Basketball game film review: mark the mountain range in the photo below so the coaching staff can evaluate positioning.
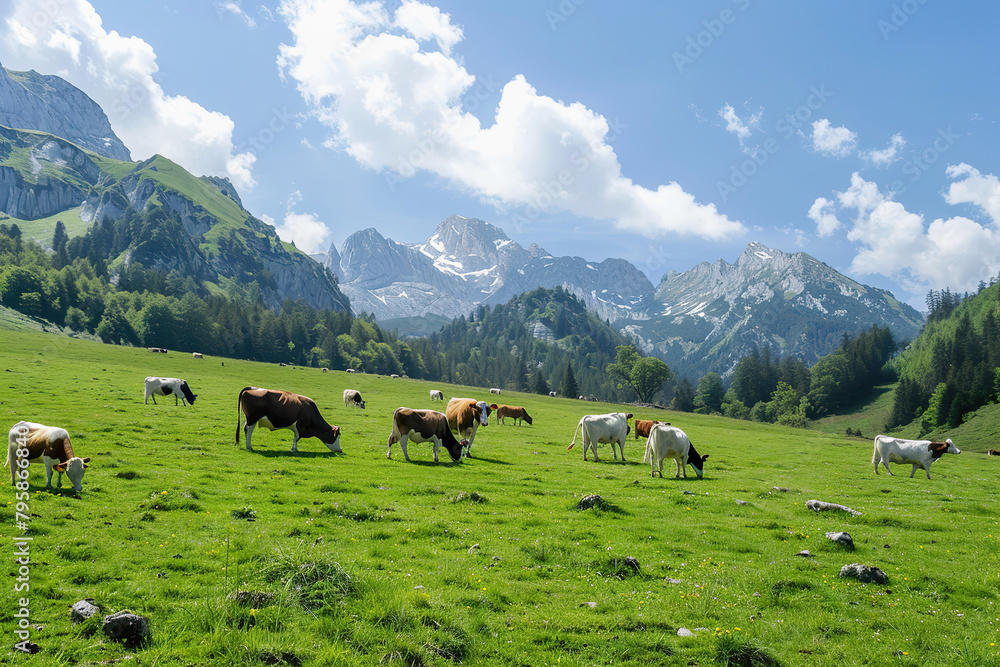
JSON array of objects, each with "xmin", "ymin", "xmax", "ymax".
[{"xmin": 0, "ymin": 62, "xmax": 924, "ymax": 379}]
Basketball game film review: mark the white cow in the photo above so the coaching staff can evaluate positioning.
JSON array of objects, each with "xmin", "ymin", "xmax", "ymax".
[
  {"xmin": 643, "ymin": 424, "xmax": 709, "ymax": 479},
  {"xmin": 489, "ymin": 388, "xmax": 501, "ymax": 395},
  {"xmin": 872, "ymin": 435, "xmax": 961, "ymax": 479},
  {"xmin": 567, "ymin": 412, "xmax": 632, "ymax": 462},
  {"xmin": 548, "ymin": 391, "xmax": 556, "ymax": 397},
  {"xmin": 429, "ymin": 390, "xmax": 444, "ymax": 401},
  {"xmin": 144, "ymin": 377, "xmax": 197, "ymax": 405},
  {"xmin": 343, "ymin": 389, "xmax": 365, "ymax": 409},
  {"xmin": 192, "ymin": 352, "xmax": 204, "ymax": 359}
]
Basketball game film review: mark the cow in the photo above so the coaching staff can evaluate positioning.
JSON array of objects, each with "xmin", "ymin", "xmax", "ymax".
[
  {"xmin": 446, "ymin": 398, "xmax": 491, "ymax": 457},
  {"xmin": 643, "ymin": 424, "xmax": 708, "ymax": 479},
  {"xmin": 322, "ymin": 368, "xmax": 328, "ymax": 373},
  {"xmin": 6, "ymin": 421, "xmax": 90, "ymax": 492},
  {"xmin": 343, "ymin": 389, "xmax": 365, "ymax": 409},
  {"xmin": 549, "ymin": 391, "xmax": 556, "ymax": 397},
  {"xmin": 347, "ymin": 368, "xmax": 357, "ymax": 374},
  {"xmin": 390, "ymin": 374, "xmax": 400, "ymax": 379},
  {"xmin": 236, "ymin": 387, "xmax": 341, "ymax": 454},
  {"xmin": 495, "ymin": 405, "xmax": 533, "ymax": 426},
  {"xmin": 387, "ymin": 408, "xmax": 468, "ymax": 463},
  {"xmin": 568, "ymin": 412, "xmax": 632, "ymax": 462},
  {"xmin": 872, "ymin": 435, "xmax": 960, "ymax": 479},
  {"xmin": 429, "ymin": 390, "xmax": 444, "ymax": 401},
  {"xmin": 192, "ymin": 352, "xmax": 203, "ymax": 359},
  {"xmin": 634, "ymin": 419, "xmax": 671, "ymax": 440},
  {"xmin": 279, "ymin": 363, "xmax": 288, "ymax": 367},
  {"xmin": 987, "ymin": 449, "xmax": 1000, "ymax": 456},
  {"xmin": 148, "ymin": 347, "xmax": 167, "ymax": 353},
  {"xmin": 490, "ymin": 388, "xmax": 501, "ymax": 395},
  {"xmin": 144, "ymin": 377, "xmax": 197, "ymax": 406}
]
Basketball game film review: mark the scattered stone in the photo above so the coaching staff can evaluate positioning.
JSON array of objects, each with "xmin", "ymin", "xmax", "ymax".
[
  {"xmin": 467, "ymin": 544, "xmax": 480, "ymax": 554},
  {"xmin": 577, "ymin": 494, "xmax": 603, "ymax": 510},
  {"xmin": 665, "ymin": 578, "xmax": 683, "ymax": 585},
  {"xmin": 677, "ymin": 627, "xmax": 695, "ymax": 637},
  {"xmin": 414, "ymin": 585, "xmax": 424, "ymax": 590},
  {"xmin": 772, "ymin": 487, "xmax": 789, "ymax": 492},
  {"xmin": 102, "ymin": 611, "xmax": 150, "ymax": 647},
  {"xmin": 70, "ymin": 599, "xmax": 99, "ymax": 624},
  {"xmin": 796, "ymin": 550, "xmax": 814, "ymax": 558},
  {"xmin": 581, "ymin": 601, "xmax": 597, "ymax": 609},
  {"xmin": 838, "ymin": 563, "xmax": 889, "ymax": 585},
  {"xmin": 622, "ymin": 556, "xmax": 641, "ymax": 573},
  {"xmin": 806, "ymin": 499, "xmax": 862, "ymax": 517},
  {"xmin": 683, "ymin": 490, "xmax": 695, "ymax": 495},
  {"xmin": 826, "ymin": 531, "xmax": 855, "ymax": 550},
  {"xmin": 735, "ymin": 499, "xmax": 747, "ymax": 505}
]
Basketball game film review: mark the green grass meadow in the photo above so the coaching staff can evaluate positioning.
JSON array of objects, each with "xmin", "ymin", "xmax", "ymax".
[{"xmin": 1, "ymin": 328, "xmax": 999, "ymax": 666}]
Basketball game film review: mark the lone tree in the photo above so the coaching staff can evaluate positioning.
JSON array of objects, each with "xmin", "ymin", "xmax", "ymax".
[
  {"xmin": 560, "ymin": 363, "xmax": 579, "ymax": 398},
  {"xmin": 606, "ymin": 345, "xmax": 672, "ymax": 403}
]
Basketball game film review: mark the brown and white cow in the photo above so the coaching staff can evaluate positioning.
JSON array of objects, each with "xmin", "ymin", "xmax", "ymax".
[
  {"xmin": 236, "ymin": 387, "xmax": 341, "ymax": 454},
  {"xmin": 634, "ymin": 419, "xmax": 671, "ymax": 440},
  {"xmin": 494, "ymin": 405, "xmax": 533, "ymax": 426},
  {"xmin": 6, "ymin": 421, "xmax": 90, "ymax": 492},
  {"xmin": 343, "ymin": 389, "xmax": 365, "ymax": 409},
  {"xmin": 446, "ymin": 398, "xmax": 491, "ymax": 457},
  {"xmin": 872, "ymin": 435, "xmax": 960, "ymax": 479},
  {"xmin": 387, "ymin": 408, "xmax": 467, "ymax": 463}
]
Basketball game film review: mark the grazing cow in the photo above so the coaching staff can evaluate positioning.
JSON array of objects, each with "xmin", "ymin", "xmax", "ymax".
[
  {"xmin": 578, "ymin": 395, "xmax": 585, "ymax": 400},
  {"xmin": 148, "ymin": 347, "xmax": 167, "ymax": 353},
  {"xmin": 446, "ymin": 398, "xmax": 491, "ymax": 457},
  {"xmin": 987, "ymin": 449, "xmax": 1000, "ymax": 456},
  {"xmin": 192, "ymin": 352, "xmax": 203, "ymax": 359},
  {"xmin": 144, "ymin": 377, "xmax": 197, "ymax": 406},
  {"xmin": 872, "ymin": 435, "xmax": 961, "ymax": 479},
  {"xmin": 643, "ymin": 424, "xmax": 708, "ymax": 479},
  {"xmin": 568, "ymin": 412, "xmax": 633, "ymax": 462},
  {"xmin": 490, "ymin": 388, "xmax": 501, "ymax": 395},
  {"xmin": 343, "ymin": 389, "xmax": 365, "ymax": 409},
  {"xmin": 429, "ymin": 389, "xmax": 444, "ymax": 401},
  {"xmin": 347, "ymin": 368, "xmax": 356, "ymax": 374},
  {"xmin": 495, "ymin": 405, "xmax": 533, "ymax": 426},
  {"xmin": 387, "ymin": 408, "xmax": 468, "ymax": 463},
  {"xmin": 322, "ymin": 368, "xmax": 328, "ymax": 373},
  {"xmin": 390, "ymin": 374, "xmax": 400, "ymax": 379},
  {"xmin": 549, "ymin": 391, "xmax": 556, "ymax": 397},
  {"xmin": 6, "ymin": 421, "xmax": 90, "ymax": 492},
  {"xmin": 279, "ymin": 363, "xmax": 288, "ymax": 367},
  {"xmin": 236, "ymin": 387, "xmax": 341, "ymax": 454},
  {"xmin": 634, "ymin": 419, "xmax": 671, "ymax": 440}
]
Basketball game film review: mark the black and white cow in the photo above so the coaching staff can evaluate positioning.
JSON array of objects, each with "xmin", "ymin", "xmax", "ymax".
[
  {"xmin": 343, "ymin": 389, "xmax": 365, "ymax": 409},
  {"xmin": 144, "ymin": 377, "xmax": 197, "ymax": 406}
]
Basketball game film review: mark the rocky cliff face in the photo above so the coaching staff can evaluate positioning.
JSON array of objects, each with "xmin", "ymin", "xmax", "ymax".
[{"xmin": 0, "ymin": 63, "xmax": 131, "ymax": 161}]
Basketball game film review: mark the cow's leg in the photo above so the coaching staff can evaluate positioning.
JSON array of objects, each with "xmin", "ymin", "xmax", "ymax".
[
  {"xmin": 244, "ymin": 422, "xmax": 255, "ymax": 451},
  {"xmin": 290, "ymin": 425, "xmax": 301, "ymax": 454},
  {"xmin": 431, "ymin": 435, "xmax": 443, "ymax": 463},
  {"xmin": 151, "ymin": 394, "xmax": 157, "ymax": 404},
  {"xmin": 910, "ymin": 464, "xmax": 918, "ymax": 478},
  {"xmin": 44, "ymin": 459, "xmax": 54, "ymax": 490},
  {"xmin": 387, "ymin": 430, "xmax": 398, "ymax": 459},
  {"xmin": 924, "ymin": 466, "xmax": 932, "ymax": 480},
  {"xmin": 400, "ymin": 435, "xmax": 410, "ymax": 462}
]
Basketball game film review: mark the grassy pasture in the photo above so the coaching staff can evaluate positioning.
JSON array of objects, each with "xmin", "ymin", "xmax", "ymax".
[{"xmin": 0, "ymin": 328, "xmax": 998, "ymax": 666}]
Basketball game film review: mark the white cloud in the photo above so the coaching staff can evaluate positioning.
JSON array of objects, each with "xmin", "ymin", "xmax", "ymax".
[
  {"xmin": 216, "ymin": 1, "xmax": 257, "ymax": 28},
  {"xmin": 277, "ymin": 0, "xmax": 745, "ymax": 241},
  {"xmin": 860, "ymin": 132, "xmax": 905, "ymax": 168},
  {"xmin": 944, "ymin": 163, "xmax": 1000, "ymax": 223},
  {"xmin": 807, "ymin": 197, "xmax": 841, "ymax": 237},
  {"xmin": 265, "ymin": 191, "xmax": 332, "ymax": 253},
  {"xmin": 818, "ymin": 170, "xmax": 1000, "ymax": 293},
  {"xmin": 718, "ymin": 102, "xmax": 762, "ymax": 150},
  {"xmin": 0, "ymin": 0, "xmax": 256, "ymax": 190},
  {"xmin": 811, "ymin": 119, "xmax": 857, "ymax": 157}
]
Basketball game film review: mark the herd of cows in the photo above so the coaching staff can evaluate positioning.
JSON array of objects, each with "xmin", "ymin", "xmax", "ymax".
[{"xmin": 3, "ymin": 368, "xmax": 970, "ymax": 496}]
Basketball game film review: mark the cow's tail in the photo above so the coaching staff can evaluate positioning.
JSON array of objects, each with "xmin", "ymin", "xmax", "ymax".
[
  {"xmin": 642, "ymin": 435, "xmax": 651, "ymax": 463},
  {"xmin": 236, "ymin": 387, "xmax": 250, "ymax": 445},
  {"xmin": 567, "ymin": 419, "xmax": 583, "ymax": 450},
  {"xmin": 871, "ymin": 436, "xmax": 882, "ymax": 465}
]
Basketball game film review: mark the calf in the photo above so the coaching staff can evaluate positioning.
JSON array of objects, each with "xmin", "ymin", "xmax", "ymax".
[
  {"xmin": 343, "ymin": 389, "xmax": 365, "ymax": 409},
  {"xmin": 643, "ymin": 424, "xmax": 708, "ymax": 479},
  {"xmin": 496, "ymin": 405, "xmax": 532, "ymax": 426},
  {"xmin": 634, "ymin": 419, "xmax": 671, "ymax": 440},
  {"xmin": 872, "ymin": 435, "xmax": 960, "ymax": 479},
  {"xmin": 568, "ymin": 412, "xmax": 632, "ymax": 462},
  {"xmin": 446, "ymin": 398, "xmax": 491, "ymax": 457},
  {"xmin": 236, "ymin": 387, "xmax": 341, "ymax": 454},
  {"xmin": 387, "ymin": 408, "xmax": 467, "ymax": 463},
  {"xmin": 6, "ymin": 421, "xmax": 90, "ymax": 492},
  {"xmin": 144, "ymin": 377, "xmax": 197, "ymax": 406},
  {"xmin": 429, "ymin": 389, "xmax": 444, "ymax": 401}
]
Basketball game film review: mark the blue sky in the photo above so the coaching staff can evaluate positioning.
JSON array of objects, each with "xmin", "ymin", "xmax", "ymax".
[{"xmin": 1, "ymin": 0, "xmax": 998, "ymax": 309}]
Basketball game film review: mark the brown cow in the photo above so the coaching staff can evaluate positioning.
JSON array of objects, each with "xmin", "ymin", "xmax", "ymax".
[
  {"xmin": 634, "ymin": 419, "xmax": 671, "ymax": 440},
  {"xmin": 446, "ymin": 398, "xmax": 491, "ymax": 457},
  {"xmin": 236, "ymin": 387, "xmax": 341, "ymax": 454},
  {"xmin": 495, "ymin": 405, "xmax": 532, "ymax": 426},
  {"xmin": 6, "ymin": 421, "xmax": 90, "ymax": 492},
  {"xmin": 387, "ymin": 408, "xmax": 467, "ymax": 463}
]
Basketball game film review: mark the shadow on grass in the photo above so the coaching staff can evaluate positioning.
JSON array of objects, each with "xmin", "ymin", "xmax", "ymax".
[
  {"xmin": 250, "ymin": 449, "xmax": 345, "ymax": 459},
  {"xmin": 463, "ymin": 455, "xmax": 512, "ymax": 465}
]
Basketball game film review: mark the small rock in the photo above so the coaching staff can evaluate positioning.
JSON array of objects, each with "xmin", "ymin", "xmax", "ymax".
[
  {"xmin": 677, "ymin": 627, "xmax": 695, "ymax": 637},
  {"xmin": 70, "ymin": 599, "xmax": 99, "ymax": 623},
  {"xmin": 735, "ymin": 499, "xmax": 747, "ymax": 505},
  {"xmin": 577, "ymin": 494, "xmax": 603, "ymax": 510},
  {"xmin": 826, "ymin": 531, "xmax": 855, "ymax": 550},
  {"xmin": 772, "ymin": 487, "xmax": 789, "ymax": 492},
  {"xmin": 665, "ymin": 578, "xmax": 683, "ymax": 585},
  {"xmin": 102, "ymin": 611, "xmax": 150, "ymax": 647},
  {"xmin": 414, "ymin": 585, "xmax": 424, "ymax": 590},
  {"xmin": 796, "ymin": 550, "xmax": 813, "ymax": 557},
  {"xmin": 581, "ymin": 601, "xmax": 597, "ymax": 609},
  {"xmin": 622, "ymin": 556, "xmax": 641, "ymax": 573},
  {"xmin": 838, "ymin": 563, "xmax": 889, "ymax": 585},
  {"xmin": 683, "ymin": 490, "xmax": 695, "ymax": 495}
]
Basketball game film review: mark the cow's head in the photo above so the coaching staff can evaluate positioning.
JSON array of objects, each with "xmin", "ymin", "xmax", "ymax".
[
  {"xmin": 358, "ymin": 400, "xmax": 366, "ymax": 410},
  {"xmin": 180, "ymin": 381, "xmax": 197, "ymax": 405},
  {"xmin": 320, "ymin": 425, "xmax": 342, "ymax": 453},
  {"xmin": 931, "ymin": 438, "xmax": 961, "ymax": 458},
  {"xmin": 54, "ymin": 456, "xmax": 90, "ymax": 492},
  {"xmin": 476, "ymin": 401, "xmax": 490, "ymax": 426},
  {"xmin": 686, "ymin": 442, "xmax": 708, "ymax": 479},
  {"xmin": 453, "ymin": 438, "xmax": 470, "ymax": 462},
  {"xmin": 523, "ymin": 412, "xmax": 533, "ymax": 426}
]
